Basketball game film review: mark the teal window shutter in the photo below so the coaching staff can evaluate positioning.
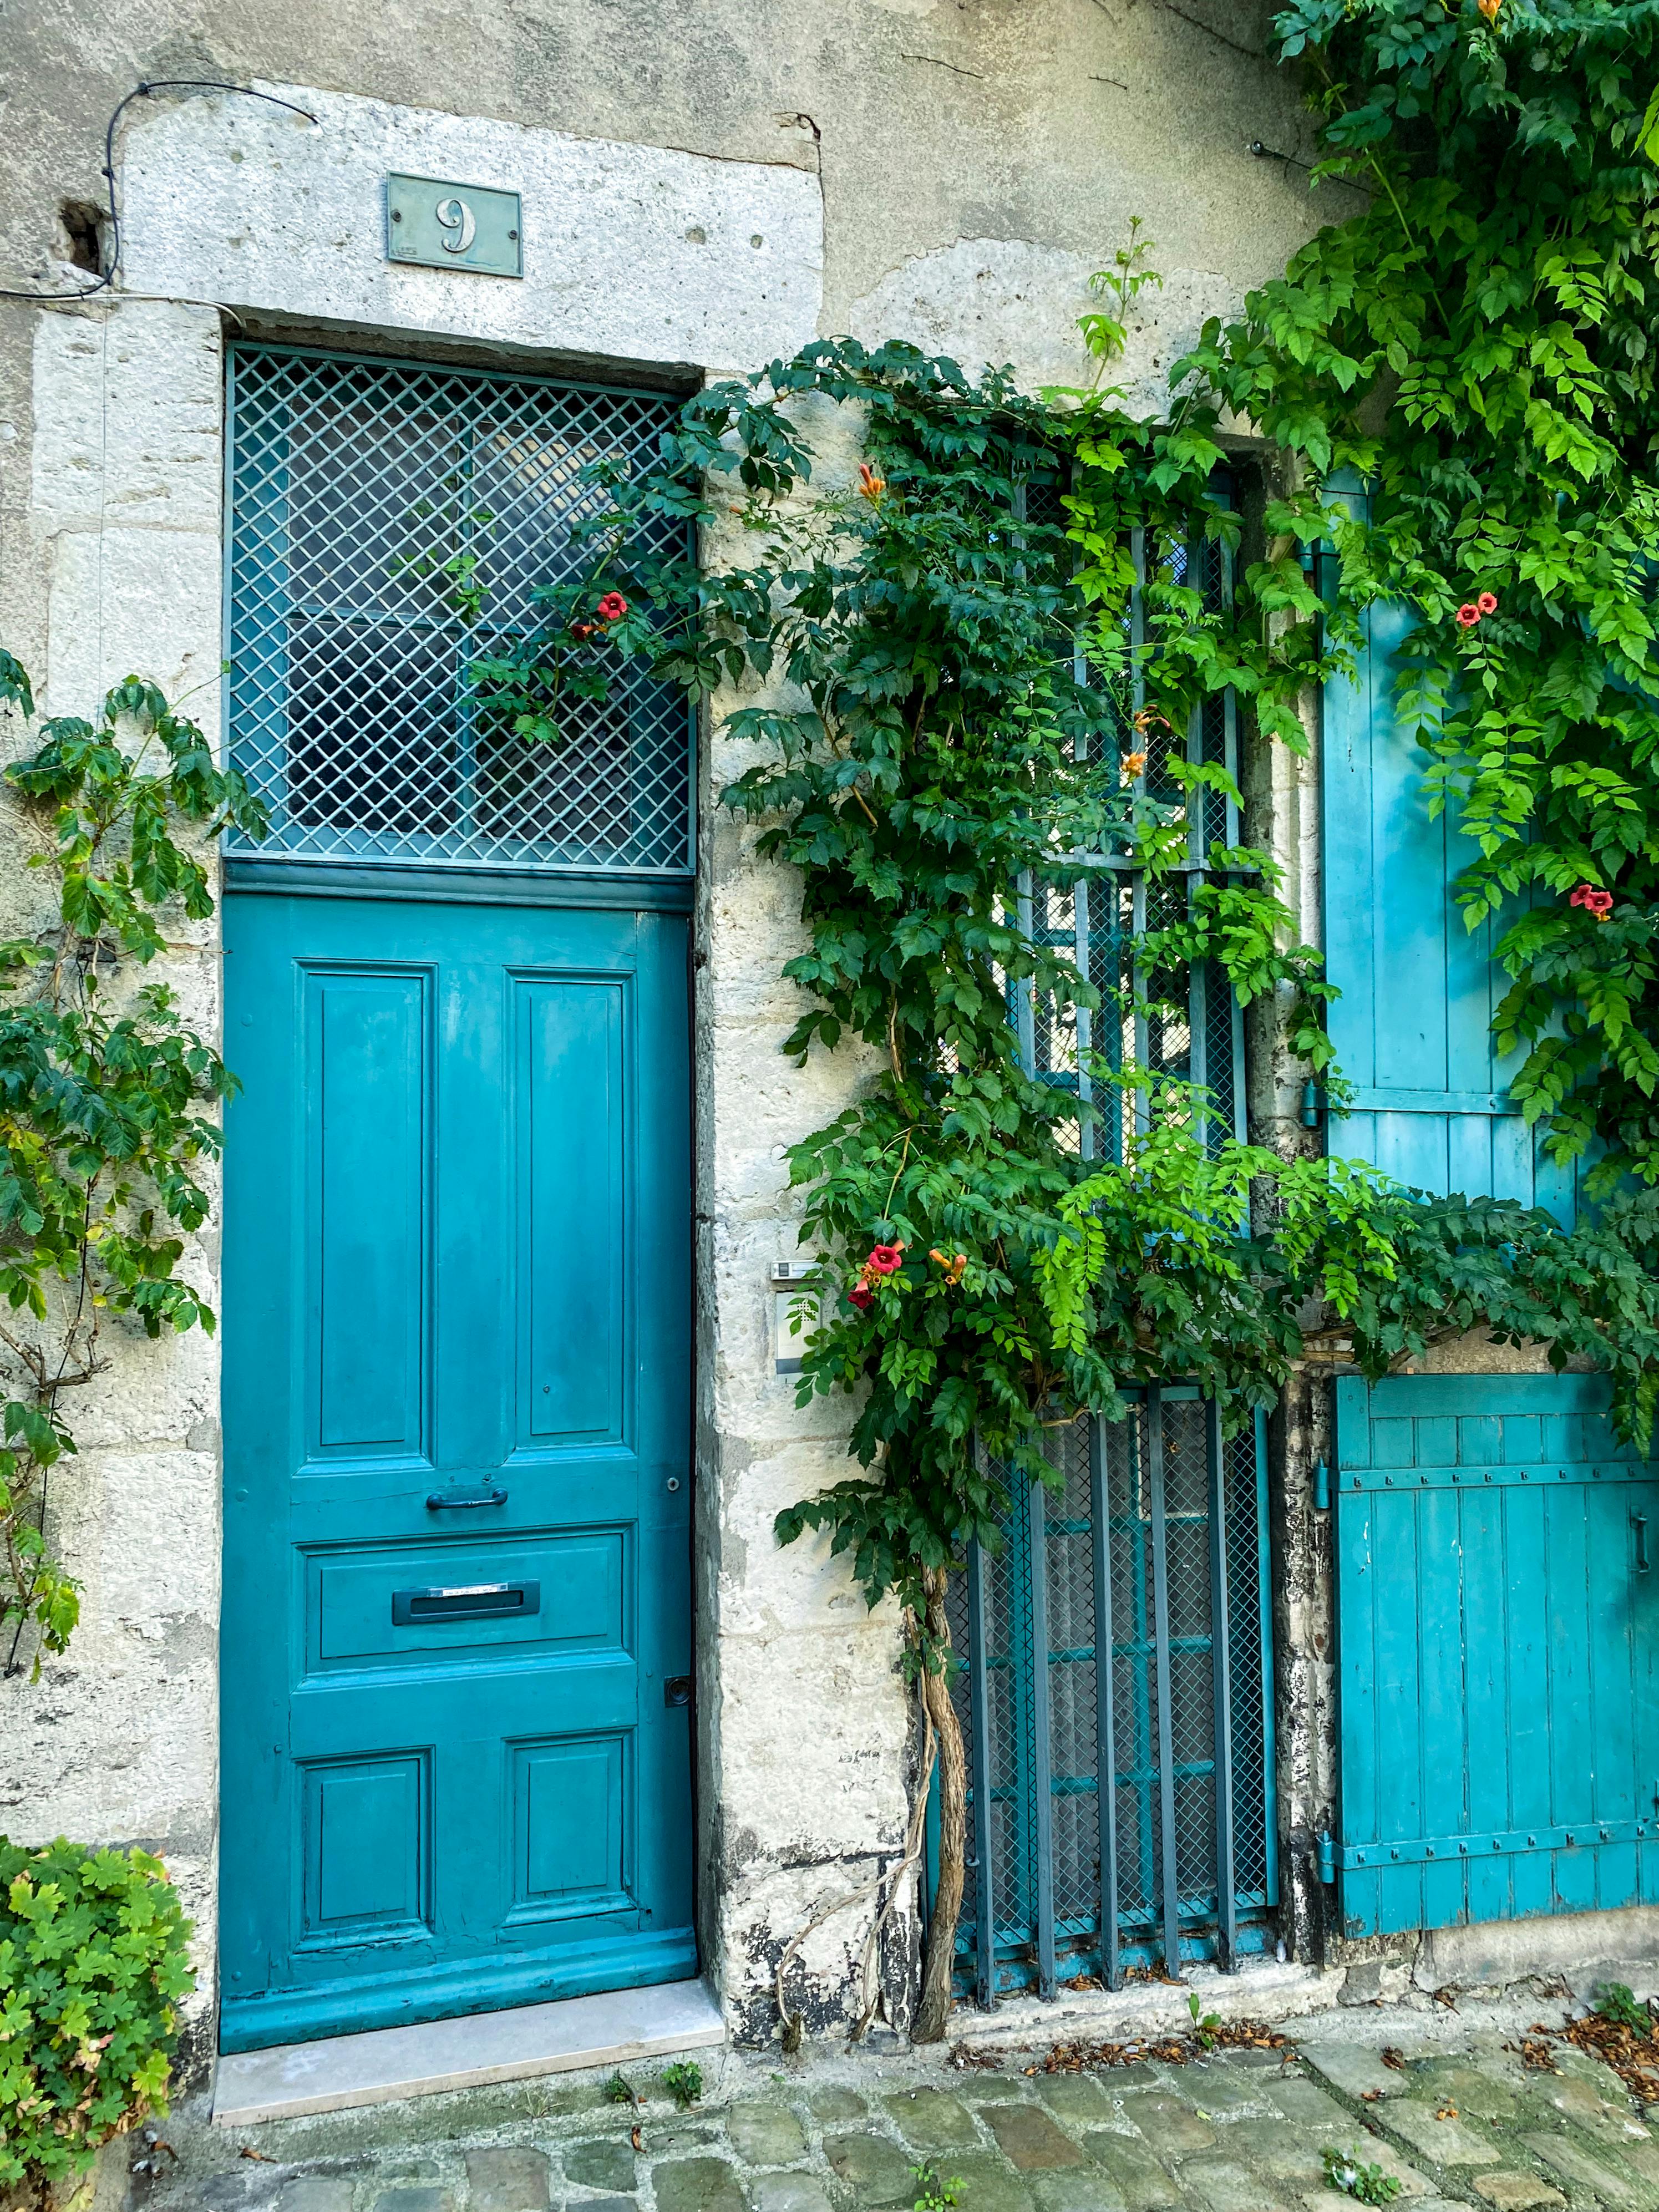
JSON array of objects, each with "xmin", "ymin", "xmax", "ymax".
[{"xmin": 1321, "ymin": 568, "xmax": 1579, "ymax": 1223}]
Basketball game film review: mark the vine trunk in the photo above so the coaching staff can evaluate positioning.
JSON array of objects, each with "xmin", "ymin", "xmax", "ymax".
[{"xmin": 915, "ymin": 1565, "xmax": 966, "ymax": 2043}]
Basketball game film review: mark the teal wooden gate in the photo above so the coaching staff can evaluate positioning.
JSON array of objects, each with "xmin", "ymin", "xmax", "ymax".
[
  {"xmin": 219, "ymin": 346, "xmax": 696, "ymax": 2048},
  {"xmin": 1333, "ymin": 1373, "xmax": 1659, "ymax": 1937}
]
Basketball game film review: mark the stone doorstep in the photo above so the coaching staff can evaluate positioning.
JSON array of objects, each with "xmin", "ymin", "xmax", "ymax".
[
  {"xmin": 210, "ymin": 1978, "xmax": 726, "ymax": 2127},
  {"xmin": 948, "ymin": 1959, "xmax": 1334, "ymax": 2046}
]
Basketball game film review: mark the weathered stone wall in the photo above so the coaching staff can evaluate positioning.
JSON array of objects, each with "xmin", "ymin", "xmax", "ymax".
[
  {"xmin": 0, "ymin": 0, "xmax": 1341, "ymax": 2056},
  {"xmin": 0, "ymin": 298, "xmax": 229, "ymax": 2066}
]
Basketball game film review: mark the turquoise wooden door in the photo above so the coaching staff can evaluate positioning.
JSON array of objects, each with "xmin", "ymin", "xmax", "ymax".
[
  {"xmin": 220, "ymin": 889, "xmax": 693, "ymax": 2049},
  {"xmin": 1335, "ymin": 1373, "xmax": 1659, "ymax": 1937}
]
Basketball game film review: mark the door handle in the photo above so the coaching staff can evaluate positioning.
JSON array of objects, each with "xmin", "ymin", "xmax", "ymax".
[
  {"xmin": 392, "ymin": 1580, "xmax": 540, "ymax": 1624},
  {"xmin": 1635, "ymin": 1513, "xmax": 1650, "ymax": 1574},
  {"xmin": 425, "ymin": 1485, "xmax": 508, "ymax": 1511}
]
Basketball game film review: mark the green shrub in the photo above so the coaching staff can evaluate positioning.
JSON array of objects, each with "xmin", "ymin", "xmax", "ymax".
[
  {"xmin": 1595, "ymin": 1981, "xmax": 1651, "ymax": 2037},
  {"xmin": 659, "ymin": 2059, "xmax": 702, "ymax": 2108},
  {"xmin": 1322, "ymin": 2145, "xmax": 1402, "ymax": 2206},
  {"xmin": 0, "ymin": 1838, "xmax": 194, "ymax": 2196}
]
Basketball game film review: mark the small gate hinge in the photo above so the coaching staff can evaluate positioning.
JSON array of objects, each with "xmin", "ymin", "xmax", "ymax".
[
  {"xmin": 1316, "ymin": 1831, "xmax": 1336, "ymax": 1884},
  {"xmin": 1313, "ymin": 1460, "xmax": 1331, "ymax": 1512}
]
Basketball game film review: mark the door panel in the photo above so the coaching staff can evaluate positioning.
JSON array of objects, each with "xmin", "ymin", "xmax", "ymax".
[
  {"xmin": 221, "ymin": 891, "xmax": 692, "ymax": 2049},
  {"xmin": 1335, "ymin": 1373, "xmax": 1659, "ymax": 1937}
]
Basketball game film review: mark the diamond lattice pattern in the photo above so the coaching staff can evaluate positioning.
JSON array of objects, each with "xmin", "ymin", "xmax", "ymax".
[{"xmin": 226, "ymin": 346, "xmax": 691, "ymax": 872}]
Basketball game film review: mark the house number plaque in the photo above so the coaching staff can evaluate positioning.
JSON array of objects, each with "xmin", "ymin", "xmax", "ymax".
[{"xmin": 384, "ymin": 173, "xmax": 523, "ymax": 278}]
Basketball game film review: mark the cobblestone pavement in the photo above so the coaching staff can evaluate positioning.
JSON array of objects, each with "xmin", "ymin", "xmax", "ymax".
[{"xmin": 136, "ymin": 2017, "xmax": 1659, "ymax": 2212}]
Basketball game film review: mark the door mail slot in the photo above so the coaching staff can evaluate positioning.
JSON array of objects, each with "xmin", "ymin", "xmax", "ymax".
[{"xmin": 391, "ymin": 1580, "xmax": 541, "ymax": 1626}]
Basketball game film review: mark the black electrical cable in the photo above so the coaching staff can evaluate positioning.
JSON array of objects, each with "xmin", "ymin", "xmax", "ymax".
[
  {"xmin": 1247, "ymin": 138, "xmax": 1316, "ymax": 173},
  {"xmin": 0, "ymin": 79, "xmax": 319, "ymax": 306}
]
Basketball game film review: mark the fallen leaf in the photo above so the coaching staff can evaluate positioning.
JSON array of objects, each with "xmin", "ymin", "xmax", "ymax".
[
  {"xmin": 239, "ymin": 2147, "xmax": 275, "ymax": 2162},
  {"xmin": 631, "ymin": 2125, "xmax": 643, "ymax": 2152},
  {"xmin": 1361, "ymin": 2088, "xmax": 1383, "ymax": 2103},
  {"xmin": 1381, "ymin": 2047, "xmax": 1406, "ymax": 2071},
  {"xmin": 1436, "ymin": 2105, "xmax": 1458, "ymax": 2121}
]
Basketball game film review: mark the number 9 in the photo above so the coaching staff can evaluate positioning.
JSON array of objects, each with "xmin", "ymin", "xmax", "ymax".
[{"xmin": 434, "ymin": 196, "xmax": 477, "ymax": 255}]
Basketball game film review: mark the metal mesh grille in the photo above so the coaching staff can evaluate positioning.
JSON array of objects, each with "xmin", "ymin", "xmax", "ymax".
[
  {"xmin": 225, "ymin": 344, "xmax": 692, "ymax": 872},
  {"xmin": 1163, "ymin": 1399, "xmax": 1219, "ymax": 1919},
  {"xmin": 990, "ymin": 1503, "xmax": 1037, "ymax": 1955},
  {"xmin": 1226, "ymin": 1418, "xmax": 1272, "ymax": 1905},
  {"xmin": 953, "ymin": 1400, "xmax": 1275, "ymax": 1997},
  {"xmin": 1047, "ymin": 1427, "xmax": 1098, "ymax": 1944}
]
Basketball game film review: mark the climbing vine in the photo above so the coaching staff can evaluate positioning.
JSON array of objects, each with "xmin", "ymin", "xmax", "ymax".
[
  {"xmin": 1191, "ymin": 0, "xmax": 1659, "ymax": 1192},
  {"xmin": 0, "ymin": 652, "xmax": 264, "ymax": 1676},
  {"xmin": 518, "ymin": 84, "xmax": 1659, "ymax": 2012}
]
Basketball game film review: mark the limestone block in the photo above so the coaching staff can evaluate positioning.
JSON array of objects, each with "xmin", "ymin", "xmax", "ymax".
[
  {"xmin": 1416, "ymin": 1907, "xmax": 1659, "ymax": 1994},
  {"xmin": 716, "ymin": 1439, "xmax": 900, "ymax": 1635},
  {"xmin": 57, "ymin": 1321, "xmax": 221, "ymax": 1453},
  {"xmin": 0, "ymin": 1643, "xmax": 219, "ymax": 1839},
  {"xmin": 844, "ymin": 237, "xmax": 1245, "ymax": 412},
  {"xmin": 707, "ymin": 1230, "xmax": 859, "ymax": 1442},
  {"xmin": 704, "ymin": 858, "xmax": 819, "ymax": 1028},
  {"xmin": 75, "ymin": 1448, "xmax": 220, "ymax": 1635},
  {"xmin": 712, "ymin": 1622, "xmax": 907, "ymax": 1860},
  {"xmin": 716, "ymin": 1849, "xmax": 911, "ymax": 2030},
  {"xmin": 1341, "ymin": 1956, "xmax": 1413, "ymax": 2006},
  {"xmin": 120, "ymin": 83, "xmax": 823, "ymax": 376},
  {"xmin": 44, "ymin": 526, "xmax": 222, "ymax": 729},
  {"xmin": 32, "ymin": 303, "xmax": 222, "ymax": 532}
]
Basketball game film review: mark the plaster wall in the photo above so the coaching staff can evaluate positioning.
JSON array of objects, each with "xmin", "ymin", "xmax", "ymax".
[{"xmin": 0, "ymin": 0, "xmax": 1341, "ymax": 2057}]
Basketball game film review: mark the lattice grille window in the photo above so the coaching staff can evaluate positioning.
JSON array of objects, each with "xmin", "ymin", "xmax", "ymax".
[{"xmin": 225, "ymin": 344, "xmax": 692, "ymax": 873}]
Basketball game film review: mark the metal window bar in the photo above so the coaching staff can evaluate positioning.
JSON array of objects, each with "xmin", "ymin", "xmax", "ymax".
[
  {"xmin": 945, "ymin": 1401, "xmax": 1277, "ymax": 2001},
  {"xmin": 224, "ymin": 341, "xmax": 694, "ymax": 876},
  {"xmin": 939, "ymin": 488, "xmax": 1275, "ymax": 2001},
  {"xmin": 1014, "ymin": 485, "xmax": 1245, "ymax": 1159}
]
